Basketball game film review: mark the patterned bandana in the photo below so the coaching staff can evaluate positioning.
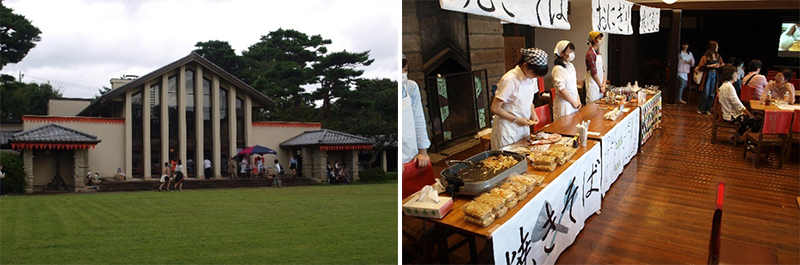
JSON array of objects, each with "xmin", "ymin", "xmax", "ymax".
[{"xmin": 520, "ymin": 48, "xmax": 548, "ymax": 66}]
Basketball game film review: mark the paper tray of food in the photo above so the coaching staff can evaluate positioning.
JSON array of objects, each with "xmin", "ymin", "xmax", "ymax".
[{"xmin": 440, "ymin": 151, "xmax": 527, "ymax": 196}]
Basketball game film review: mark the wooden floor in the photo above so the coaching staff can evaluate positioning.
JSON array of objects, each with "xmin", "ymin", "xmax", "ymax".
[{"xmin": 422, "ymin": 103, "xmax": 799, "ymax": 264}]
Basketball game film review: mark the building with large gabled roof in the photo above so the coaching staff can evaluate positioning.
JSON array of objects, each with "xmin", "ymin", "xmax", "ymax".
[{"xmin": 4, "ymin": 52, "xmax": 372, "ymax": 192}]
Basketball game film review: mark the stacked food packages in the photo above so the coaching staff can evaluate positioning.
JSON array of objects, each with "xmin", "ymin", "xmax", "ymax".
[
  {"xmin": 462, "ymin": 173, "xmax": 545, "ymax": 227},
  {"xmin": 527, "ymin": 144, "xmax": 577, "ymax": 172}
]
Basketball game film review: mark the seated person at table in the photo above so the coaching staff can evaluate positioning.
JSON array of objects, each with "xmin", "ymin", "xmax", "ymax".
[
  {"xmin": 742, "ymin": 59, "xmax": 768, "ymax": 100},
  {"xmin": 762, "ymin": 68, "xmax": 796, "ymax": 104},
  {"xmin": 719, "ymin": 65, "xmax": 761, "ymax": 142}
]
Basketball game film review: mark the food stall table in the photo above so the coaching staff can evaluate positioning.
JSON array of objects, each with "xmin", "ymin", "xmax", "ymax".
[
  {"xmin": 635, "ymin": 91, "xmax": 662, "ymax": 146},
  {"xmin": 404, "ymin": 140, "xmax": 603, "ymax": 264},
  {"xmin": 542, "ymin": 103, "xmax": 640, "ymax": 196}
]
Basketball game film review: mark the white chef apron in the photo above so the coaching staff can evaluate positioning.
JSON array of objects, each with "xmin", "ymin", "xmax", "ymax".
[
  {"xmin": 490, "ymin": 81, "xmax": 537, "ymax": 150},
  {"xmin": 584, "ymin": 49, "xmax": 604, "ymax": 104},
  {"xmin": 401, "ymin": 87, "xmax": 418, "ymax": 164}
]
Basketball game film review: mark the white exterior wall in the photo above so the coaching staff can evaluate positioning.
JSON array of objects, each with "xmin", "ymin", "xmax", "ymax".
[
  {"xmin": 22, "ymin": 118, "xmax": 126, "ymax": 180},
  {"xmin": 249, "ymin": 123, "xmax": 321, "ymax": 168}
]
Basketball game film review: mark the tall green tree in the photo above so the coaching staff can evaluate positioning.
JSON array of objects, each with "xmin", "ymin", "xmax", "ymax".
[
  {"xmin": 0, "ymin": 1, "xmax": 42, "ymax": 70},
  {"xmin": 193, "ymin": 40, "xmax": 245, "ymax": 80},
  {"xmin": 312, "ymin": 50, "xmax": 373, "ymax": 122},
  {"xmin": 326, "ymin": 78, "xmax": 397, "ymax": 168},
  {"xmin": 0, "ymin": 77, "xmax": 62, "ymax": 120},
  {"xmin": 242, "ymin": 28, "xmax": 330, "ymax": 112}
]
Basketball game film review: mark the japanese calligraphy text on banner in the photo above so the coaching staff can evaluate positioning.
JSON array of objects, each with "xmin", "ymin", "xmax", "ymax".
[
  {"xmin": 440, "ymin": 0, "xmax": 571, "ymax": 30},
  {"xmin": 639, "ymin": 5, "xmax": 660, "ymax": 34},
  {"xmin": 491, "ymin": 143, "xmax": 603, "ymax": 265},
  {"xmin": 591, "ymin": 0, "xmax": 634, "ymax": 35}
]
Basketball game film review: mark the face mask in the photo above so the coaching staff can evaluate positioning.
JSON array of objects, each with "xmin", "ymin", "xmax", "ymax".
[
  {"xmin": 567, "ymin": 52, "xmax": 575, "ymax": 62},
  {"xmin": 402, "ymin": 72, "xmax": 408, "ymax": 81}
]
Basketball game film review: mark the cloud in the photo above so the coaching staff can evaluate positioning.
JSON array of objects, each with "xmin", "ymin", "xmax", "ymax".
[{"xmin": 1, "ymin": 0, "xmax": 399, "ymax": 98}]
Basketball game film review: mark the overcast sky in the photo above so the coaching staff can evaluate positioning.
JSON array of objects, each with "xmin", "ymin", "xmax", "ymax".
[{"xmin": 1, "ymin": 0, "xmax": 400, "ymax": 99}]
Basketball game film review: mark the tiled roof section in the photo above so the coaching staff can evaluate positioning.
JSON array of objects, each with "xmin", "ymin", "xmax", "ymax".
[
  {"xmin": 280, "ymin": 129, "xmax": 374, "ymax": 147},
  {"xmin": 1, "ymin": 130, "xmax": 22, "ymax": 145},
  {"xmin": 11, "ymin": 124, "xmax": 101, "ymax": 143}
]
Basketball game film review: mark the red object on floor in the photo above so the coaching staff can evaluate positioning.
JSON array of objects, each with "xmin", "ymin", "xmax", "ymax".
[{"xmin": 402, "ymin": 161, "xmax": 436, "ymax": 199}]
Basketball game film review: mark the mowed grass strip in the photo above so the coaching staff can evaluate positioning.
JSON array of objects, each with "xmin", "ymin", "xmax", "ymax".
[{"xmin": 0, "ymin": 183, "xmax": 398, "ymax": 264}]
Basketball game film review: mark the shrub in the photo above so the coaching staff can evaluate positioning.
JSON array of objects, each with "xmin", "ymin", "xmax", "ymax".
[
  {"xmin": 386, "ymin": 171, "xmax": 398, "ymax": 181},
  {"xmin": 1, "ymin": 152, "xmax": 27, "ymax": 193},
  {"xmin": 358, "ymin": 168, "xmax": 387, "ymax": 182}
]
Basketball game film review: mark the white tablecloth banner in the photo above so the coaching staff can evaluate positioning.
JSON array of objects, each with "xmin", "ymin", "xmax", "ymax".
[
  {"xmin": 440, "ymin": 0, "xmax": 571, "ymax": 30},
  {"xmin": 591, "ymin": 0, "xmax": 634, "ymax": 35},
  {"xmin": 639, "ymin": 5, "xmax": 660, "ymax": 34},
  {"xmin": 492, "ymin": 143, "xmax": 602, "ymax": 265},
  {"xmin": 600, "ymin": 107, "xmax": 640, "ymax": 195}
]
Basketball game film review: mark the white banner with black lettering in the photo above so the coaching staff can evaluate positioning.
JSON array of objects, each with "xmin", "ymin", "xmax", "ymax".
[
  {"xmin": 600, "ymin": 107, "xmax": 640, "ymax": 195},
  {"xmin": 492, "ymin": 143, "xmax": 602, "ymax": 265},
  {"xmin": 591, "ymin": 0, "xmax": 634, "ymax": 35},
  {"xmin": 639, "ymin": 5, "xmax": 660, "ymax": 34},
  {"xmin": 440, "ymin": 0, "xmax": 571, "ymax": 30}
]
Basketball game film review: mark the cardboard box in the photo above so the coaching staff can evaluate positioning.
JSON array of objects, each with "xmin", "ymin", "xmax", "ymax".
[{"xmin": 402, "ymin": 194, "xmax": 453, "ymax": 219}]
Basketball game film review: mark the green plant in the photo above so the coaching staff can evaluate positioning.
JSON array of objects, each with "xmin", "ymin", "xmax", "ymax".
[
  {"xmin": 386, "ymin": 171, "xmax": 398, "ymax": 181},
  {"xmin": 358, "ymin": 167, "xmax": 387, "ymax": 182},
  {"xmin": 0, "ymin": 152, "xmax": 25, "ymax": 193}
]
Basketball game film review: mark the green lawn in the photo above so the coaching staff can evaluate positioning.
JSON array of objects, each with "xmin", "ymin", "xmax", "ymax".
[{"xmin": 0, "ymin": 183, "xmax": 398, "ymax": 264}]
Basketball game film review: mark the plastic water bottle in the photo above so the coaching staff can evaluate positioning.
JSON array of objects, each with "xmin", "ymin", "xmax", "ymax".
[{"xmin": 784, "ymin": 91, "xmax": 790, "ymax": 103}]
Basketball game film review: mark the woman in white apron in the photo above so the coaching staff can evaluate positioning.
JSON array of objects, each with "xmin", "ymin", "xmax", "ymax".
[
  {"xmin": 401, "ymin": 54, "xmax": 430, "ymax": 168},
  {"xmin": 490, "ymin": 48, "xmax": 549, "ymax": 150},
  {"xmin": 552, "ymin": 40, "xmax": 581, "ymax": 121},
  {"xmin": 584, "ymin": 31, "xmax": 606, "ymax": 104}
]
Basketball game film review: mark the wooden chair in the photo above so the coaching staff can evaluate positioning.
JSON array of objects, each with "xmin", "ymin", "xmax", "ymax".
[
  {"xmin": 533, "ymin": 105, "xmax": 552, "ymax": 133},
  {"xmin": 743, "ymin": 110, "xmax": 793, "ymax": 168},
  {"xmin": 740, "ymin": 84, "xmax": 755, "ymax": 110},
  {"xmin": 711, "ymin": 96, "xmax": 739, "ymax": 146},
  {"xmin": 784, "ymin": 109, "xmax": 800, "ymax": 162}
]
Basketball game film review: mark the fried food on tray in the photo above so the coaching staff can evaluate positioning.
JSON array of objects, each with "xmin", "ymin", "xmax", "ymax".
[
  {"xmin": 500, "ymin": 181, "xmax": 526, "ymax": 197},
  {"xmin": 462, "ymin": 200, "xmax": 493, "ymax": 220},
  {"xmin": 528, "ymin": 154, "xmax": 556, "ymax": 165},
  {"xmin": 465, "ymin": 214, "xmax": 496, "ymax": 227},
  {"xmin": 480, "ymin": 155, "xmax": 517, "ymax": 173},
  {"xmin": 508, "ymin": 175, "xmax": 535, "ymax": 192},
  {"xmin": 475, "ymin": 193, "xmax": 505, "ymax": 211},
  {"xmin": 532, "ymin": 163, "xmax": 556, "ymax": 172}
]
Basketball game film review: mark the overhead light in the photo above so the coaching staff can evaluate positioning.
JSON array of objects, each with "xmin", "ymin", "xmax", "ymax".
[{"xmin": 662, "ymin": 0, "xmax": 677, "ymax": 4}]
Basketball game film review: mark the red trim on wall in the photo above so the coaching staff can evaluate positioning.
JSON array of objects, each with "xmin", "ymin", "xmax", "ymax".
[
  {"xmin": 320, "ymin": 145, "xmax": 373, "ymax": 151},
  {"xmin": 22, "ymin": 116, "xmax": 124, "ymax": 124},
  {"xmin": 11, "ymin": 143, "xmax": 98, "ymax": 150},
  {"xmin": 252, "ymin": 121, "xmax": 322, "ymax": 128}
]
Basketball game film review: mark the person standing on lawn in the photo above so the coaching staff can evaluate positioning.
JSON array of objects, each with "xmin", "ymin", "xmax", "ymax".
[
  {"xmin": 159, "ymin": 162, "xmax": 171, "ymax": 191},
  {"xmin": 173, "ymin": 160, "xmax": 185, "ymax": 191},
  {"xmin": 203, "ymin": 158, "xmax": 212, "ymax": 179}
]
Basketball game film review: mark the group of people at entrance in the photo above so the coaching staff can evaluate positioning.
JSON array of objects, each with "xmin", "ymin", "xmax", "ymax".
[
  {"xmin": 159, "ymin": 160, "xmax": 185, "ymax": 192},
  {"xmin": 327, "ymin": 161, "xmax": 350, "ymax": 184}
]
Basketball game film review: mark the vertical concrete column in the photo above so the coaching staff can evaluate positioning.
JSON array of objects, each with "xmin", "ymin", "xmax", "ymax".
[
  {"xmin": 195, "ymin": 67, "xmax": 204, "ymax": 178},
  {"xmin": 381, "ymin": 150, "xmax": 387, "ymax": 172},
  {"xmin": 350, "ymin": 151, "xmax": 359, "ymax": 181},
  {"xmin": 161, "ymin": 74, "xmax": 169, "ymax": 170},
  {"xmin": 211, "ymin": 76, "xmax": 221, "ymax": 179},
  {"xmin": 143, "ymin": 81, "xmax": 151, "ymax": 180},
  {"xmin": 125, "ymin": 90, "xmax": 132, "ymax": 179},
  {"xmin": 314, "ymin": 148, "xmax": 328, "ymax": 182},
  {"xmin": 228, "ymin": 88, "xmax": 237, "ymax": 157},
  {"xmin": 301, "ymin": 147, "xmax": 312, "ymax": 180},
  {"xmin": 178, "ymin": 66, "xmax": 187, "ymax": 170},
  {"xmin": 244, "ymin": 95, "xmax": 252, "ymax": 147},
  {"xmin": 23, "ymin": 150, "xmax": 33, "ymax": 193},
  {"xmin": 73, "ymin": 149, "xmax": 88, "ymax": 192}
]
